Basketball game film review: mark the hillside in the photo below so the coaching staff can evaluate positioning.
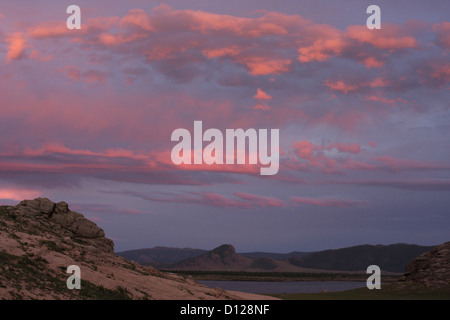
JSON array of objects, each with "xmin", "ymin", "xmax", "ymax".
[
  {"xmin": 241, "ymin": 251, "xmax": 310, "ymax": 260},
  {"xmin": 169, "ymin": 244, "xmax": 253, "ymax": 271},
  {"xmin": 288, "ymin": 244, "xmax": 434, "ymax": 273},
  {"xmin": 118, "ymin": 247, "xmax": 208, "ymax": 268},
  {"xmin": 117, "ymin": 248, "xmax": 311, "ymax": 267},
  {"xmin": 166, "ymin": 244, "xmax": 329, "ymax": 273},
  {"xmin": 0, "ymin": 198, "xmax": 274, "ymax": 300}
]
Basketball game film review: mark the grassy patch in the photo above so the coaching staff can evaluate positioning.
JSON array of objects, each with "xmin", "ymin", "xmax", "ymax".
[
  {"xmin": 39, "ymin": 240, "xmax": 65, "ymax": 253},
  {"xmin": 77, "ymin": 282, "xmax": 132, "ymax": 300},
  {"xmin": 0, "ymin": 206, "xmax": 18, "ymax": 222},
  {"xmin": 161, "ymin": 270, "xmax": 401, "ymax": 282},
  {"xmin": 1, "ymin": 251, "xmax": 133, "ymax": 300},
  {"xmin": 268, "ymin": 284, "xmax": 450, "ymax": 300}
]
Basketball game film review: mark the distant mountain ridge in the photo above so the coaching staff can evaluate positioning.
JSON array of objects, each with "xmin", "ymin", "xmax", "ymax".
[
  {"xmin": 170, "ymin": 244, "xmax": 253, "ymax": 271},
  {"xmin": 118, "ymin": 243, "xmax": 435, "ymax": 273},
  {"xmin": 288, "ymin": 243, "xmax": 435, "ymax": 272},
  {"xmin": 166, "ymin": 244, "xmax": 319, "ymax": 272},
  {"xmin": 241, "ymin": 251, "xmax": 310, "ymax": 260},
  {"xmin": 118, "ymin": 246, "xmax": 207, "ymax": 268}
]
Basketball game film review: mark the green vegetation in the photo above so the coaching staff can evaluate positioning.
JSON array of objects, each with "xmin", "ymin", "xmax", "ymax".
[
  {"xmin": 0, "ymin": 206, "xmax": 17, "ymax": 221},
  {"xmin": 78, "ymin": 282, "xmax": 132, "ymax": 300},
  {"xmin": 0, "ymin": 250, "xmax": 132, "ymax": 300},
  {"xmin": 0, "ymin": 250, "xmax": 68, "ymax": 298},
  {"xmin": 269, "ymin": 284, "xmax": 450, "ymax": 300},
  {"xmin": 161, "ymin": 270, "xmax": 402, "ymax": 282},
  {"xmin": 122, "ymin": 261, "xmax": 151, "ymax": 276},
  {"xmin": 39, "ymin": 240, "xmax": 65, "ymax": 253}
]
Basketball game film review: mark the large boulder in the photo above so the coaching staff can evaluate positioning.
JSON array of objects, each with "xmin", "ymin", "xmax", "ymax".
[
  {"xmin": 400, "ymin": 241, "xmax": 450, "ymax": 287},
  {"xmin": 15, "ymin": 197, "xmax": 113, "ymax": 252}
]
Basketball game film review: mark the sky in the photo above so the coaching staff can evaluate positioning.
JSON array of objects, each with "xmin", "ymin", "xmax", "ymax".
[{"xmin": 0, "ymin": 0, "xmax": 449, "ymax": 253}]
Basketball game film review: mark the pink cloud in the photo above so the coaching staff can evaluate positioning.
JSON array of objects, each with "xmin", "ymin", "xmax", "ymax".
[
  {"xmin": 253, "ymin": 104, "xmax": 271, "ymax": 111},
  {"xmin": 29, "ymin": 50, "xmax": 52, "ymax": 62},
  {"xmin": 237, "ymin": 56, "xmax": 292, "ymax": 76},
  {"xmin": 370, "ymin": 77, "xmax": 390, "ymax": 87},
  {"xmin": 324, "ymin": 80, "xmax": 359, "ymax": 94},
  {"xmin": 0, "ymin": 187, "xmax": 42, "ymax": 201},
  {"xmin": 253, "ymin": 88, "xmax": 272, "ymax": 110},
  {"xmin": 288, "ymin": 140, "xmax": 337, "ymax": 173},
  {"xmin": 28, "ymin": 21, "xmax": 69, "ymax": 39},
  {"xmin": 119, "ymin": 8, "xmax": 153, "ymax": 31},
  {"xmin": 290, "ymin": 196, "xmax": 369, "ymax": 208},
  {"xmin": 289, "ymin": 140, "xmax": 362, "ymax": 170},
  {"xmin": 345, "ymin": 25, "xmax": 418, "ymax": 50},
  {"xmin": 59, "ymin": 65, "xmax": 81, "ymax": 81},
  {"xmin": 12, "ymin": 6, "xmax": 427, "ymax": 85},
  {"xmin": 430, "ymin": 64, "xmax": 450, "ymax": 80},
  {"xmin": 6, "ymin": 32, "xmax": 27, "ymax": 63},
  {"xmin": 339, "ymin": 156, "xmax": 450, "ymax": 173},
  {"xmin": 26, "ymin": 16, "xmax": 120, "ymax": 42},
  {"xmin": 291, "ymin": 140, "xmax": 314, "ymax": 158},
  {"xmin": 365, "ymin": 95, "xmax": 397, "ymax": 106},
  {"xmin": 82, "ymin": 69, "xmax": 109, "ymax": 84},
  {"xmin": 328, "ymin": 143, "xmax": 361, "ymax": 154},
  {"xmin": 365, "ymin": 95, "xmax": 408, "ymax": 106},
  {"xmin": 20, "ymin": 143, "xmax": 148, "ymax": 161},
  {"xmin": 432, "ymin": 22, "xmax": 450, "ymax": 49},
  {"xmin": 335, "ymin": 179, "xmax": 450, "ymax": 191},
  {"xmin": 58, "ymin": 66, "xmax": 110, "ymax": 84},
  {"xmin": 254, "ymin": 88, "xmax": 272, "ymax": 100},
  {"xmin": 341, "ymin": 158, "xmax": 378, "ymax": 171},
  {"xmin": 132, "ymin": 190, "xmax": 368, "ymax": 209},
  {"xmin": 202, "ymin": 46, "xmax": 242, "ymax": 58},
  {"xmin": 140, "ymin": 191, "xmax": 286, "ymax": 209},
  {"xmin": 157, "ymin": 9, "xmax": 289, "ymax": 37},
  {"xmin": 98, "ymin": 32, "xmax": 146, "ymax": 46},
  {"xmin": 375, "ymin": 156, "xmax": 450, "ymax": 171},
  {"xmin": 417, "ymin": 60, "xmax": 450, "ymax": 89},
  {"xmin": 361, "ymin": 56, "xmax": 384, "ymax": 68},
  {"xmin": 297, "ymin": 25, "xmax": 345, "ymax": 62},
  {"xmin": 234, "ymin": 192, "xmax": 286, "ymax": 208}
]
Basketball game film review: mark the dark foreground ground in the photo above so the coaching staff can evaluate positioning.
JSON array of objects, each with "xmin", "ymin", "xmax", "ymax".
[{"xmin": 268, "ymin": 284, "xmax": 450, "ymax": 300}]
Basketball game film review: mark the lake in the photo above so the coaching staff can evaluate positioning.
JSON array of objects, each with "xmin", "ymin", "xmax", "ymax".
[{"xmin": 198, "ymin": 280, "xmax": 366, "ymax": 294}]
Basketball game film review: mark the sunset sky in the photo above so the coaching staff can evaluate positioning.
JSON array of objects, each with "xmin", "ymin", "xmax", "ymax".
[{"xmin": 0, "ymin": 0, "xmax": 449, "ymax": 253}]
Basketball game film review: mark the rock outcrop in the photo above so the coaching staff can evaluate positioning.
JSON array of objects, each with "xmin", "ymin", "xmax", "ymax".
[
  {"xmin": 399, "ymin": 241, "xmax": 450, "ymax": 288},
  {"xmin": 15, "ymin": 198, "xmax": 114, "ymax": 253},
  {"xmin": 170, "ymin": 244, "xmax": 253, "ymax": 271}
]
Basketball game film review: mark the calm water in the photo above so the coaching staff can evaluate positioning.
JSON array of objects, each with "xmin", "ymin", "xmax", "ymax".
[{"xmin": 198, "ymin": 280, "xmax": 366, "ymax": 294}]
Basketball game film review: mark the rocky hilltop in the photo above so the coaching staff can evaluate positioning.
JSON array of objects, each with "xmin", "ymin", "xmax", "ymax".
[
  {"xmin": 170, "ymin": 244, "xmax": 252, "ymax": 271},
  {"xmin": 168, "ymin": 244, "xmax": 328, "ymax": 272},
  {"xmin": 0, "ymin": 198, "xmax": 274, "ymax": 300},
  {"xmin": 399, "ymin": 241, "xmax": 450, "ymax": 288}
]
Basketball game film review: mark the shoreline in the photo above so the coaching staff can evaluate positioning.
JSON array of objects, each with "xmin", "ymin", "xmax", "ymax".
[{"xmin": 160, "ymin": 270, "xmax": 403, "ymax": 282}]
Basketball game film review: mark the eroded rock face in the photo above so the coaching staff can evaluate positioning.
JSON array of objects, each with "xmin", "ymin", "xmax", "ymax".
[
  {"xmin": 400, "ymin": 241, "xmax": 450, "ymax": 288},
  {"xmin": 15, "ymin": 197, "xmax": 113, "ymax": 253},
  {"xmin": 17, "ymin": 198, "xmax": 56, "ymax": 215}
]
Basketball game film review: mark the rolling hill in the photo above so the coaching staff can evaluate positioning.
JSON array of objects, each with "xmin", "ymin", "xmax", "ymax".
[{"xmin": 119, "ymin": 243, "xmax": 435, "ymax": 273}]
